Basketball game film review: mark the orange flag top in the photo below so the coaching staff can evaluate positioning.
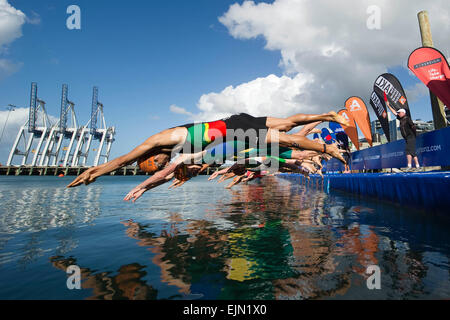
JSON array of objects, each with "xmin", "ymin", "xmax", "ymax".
[
  {"xmin": 338, "ymin": 109, "xmax": 360, "ymax": 150},
  {"xmin": 344, "ymin": 96, "xmax": 372, "ymax": 147}
]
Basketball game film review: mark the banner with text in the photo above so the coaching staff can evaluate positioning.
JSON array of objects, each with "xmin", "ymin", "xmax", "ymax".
[
  {"xmin": 374, "ymin": 73, "xmax": 411, "ymax": 118},
  {"xmin": 408, "ymin": 47, "xmax": 450, "ymax": 108},
  {"xmin": 329, "ymin": 122, "xmax": 349, "ymax": 150},
  {"xmin": 325, "ymin": 126, "xmax": 450, "ymax": 171},
  {"xmin": 369, "ymin": 91, "xmax": 391, "ymax": 141},
  {"xmin": 321, "ymin": 128, "xmax": 336, "ymax": 144}
]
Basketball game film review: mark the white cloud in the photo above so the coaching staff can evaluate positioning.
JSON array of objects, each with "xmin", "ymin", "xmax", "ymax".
[
  {"xmin": 170, "ymin": 104, "xmax": 194, "ymax": 117},
  {"xmin": 0, "ymin": 0, "xmax": 26, "ymax": 51},
  {"xmin": 0, "ymin": 58, "xmax": 22, "ymax": 80},
  {"xmin": 194, "ymin": 73, "xmax": 314, "ymax": 121},
  {"xmin": 25, "ymin": 11, "xmax": 40, "ymax": 25},
  {"xmin": 0, "ymin": 0, "xmax": 33, "ymax": 80},
  {"xmin": 405, "ymin": 82, "xmax": 429, "ymax": 103},
  {"xmin": 176, "ymin": 0, "xmax": 450, "ymax": 122}
]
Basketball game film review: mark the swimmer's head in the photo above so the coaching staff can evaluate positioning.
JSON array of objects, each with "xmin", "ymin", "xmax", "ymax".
[
  {"xmin": 174, "ymin": 164, "xmax": 202, "ymax": 181},
  {"xmin": 230, "ymin": 164, "xmax": 246, "ymax": 176},
  {"xmin": 137, "ymin": 151, "xmax": 170, "ymax": 173}
]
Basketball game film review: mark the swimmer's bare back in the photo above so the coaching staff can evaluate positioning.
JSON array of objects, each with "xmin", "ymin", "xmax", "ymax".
[{"xmin": 67, "ymin": 127, "xmax": 188, "ymax": 188}]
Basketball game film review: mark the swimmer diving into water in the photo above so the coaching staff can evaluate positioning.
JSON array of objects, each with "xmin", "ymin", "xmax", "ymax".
[{"xmin": 67, "ymin": 112, "xmax": 348, "ymax": 188}]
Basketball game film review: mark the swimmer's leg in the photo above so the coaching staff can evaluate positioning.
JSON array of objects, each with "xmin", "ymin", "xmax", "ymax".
[
  {"xmin": 226, "ymin": 175, "xmax": 245, "ymax": 189},
  {"xmin": 218, "ymin": 172, "xmax": 236, "ymax": 183},
  {"xmin": 266, "ymin": 129, "xmax": 346, "ymax": 164},
  {"xmin": 266, "ymin": 112, "xmax": 348, "ymax": 132},
  {"xmin": 290, "ymin": 149, "xmax": 320, "ymax": 160},
  {"xmin": 294, "ymin": 121, "xmax": 322, "ymax": 137}
]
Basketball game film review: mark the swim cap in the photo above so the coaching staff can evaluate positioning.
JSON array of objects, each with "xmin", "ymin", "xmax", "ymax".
[{"xmin": 137, "ymin": 155, "xmax": 162, "ymax": 173}]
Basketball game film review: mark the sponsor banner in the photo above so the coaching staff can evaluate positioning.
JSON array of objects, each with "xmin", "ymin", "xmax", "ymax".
[
  {"xmin": 336, "ymin": 132, "xmax": 349, "ymax": 150},
  {"xmin": 325, "ymin": 126, "xmax": 450, "ymax": 171},
  {"xmin": 344, "ymin": 97, "xmax": 372, "ymax": 147},
  {"xmin": 408, "ymin": 47, "xmax": 450, "ymax": 108},
  {"xmin": 329, "ymin": 122, "xmax": 344, "ymax": 134},
  {"xmin": 373, "ymin": 73, "xmax": 411, "ymax": 118},
  {"xmin": 329, "ymin": 122, "xmax": 349, "ymax": 149},
  {"xmin": 369, "ymin": 91, "xmax": 391, "ymax": 141},
  {"xmin": 321, "ymin": 127, "xmax": 336, "ymax": 144},
  {"xmin": 338, "ymin": 109, "xmax": 359, "ymax": 150}
]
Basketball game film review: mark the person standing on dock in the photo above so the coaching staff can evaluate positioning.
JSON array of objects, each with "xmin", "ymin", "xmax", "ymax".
[{"xmin": 386, "ymin": 102, "xmax": 420, "ymax": 171}]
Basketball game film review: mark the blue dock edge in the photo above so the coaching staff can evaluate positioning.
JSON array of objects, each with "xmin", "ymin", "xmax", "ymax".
[{"xmin": 278, "ymin": 172, "xmax": 450, "ymax": 212}]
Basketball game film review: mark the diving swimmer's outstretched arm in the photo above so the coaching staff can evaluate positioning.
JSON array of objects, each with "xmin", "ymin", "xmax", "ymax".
[
  {"xmin": 67, "ymin": 127, "xmax": 187, "ymax": 188},
  {"xmin": 123, "ymin": 151, "xmax": 205, "ymax": 202}
]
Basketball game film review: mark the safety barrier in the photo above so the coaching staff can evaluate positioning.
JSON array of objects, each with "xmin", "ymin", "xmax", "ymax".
[
  {"xmin": 278, "ymin": 172, "xmax": 450, "ymax": 212},
  {"xmin": 325, "ymin": 126, "xmax": 450, "ymax": 171}
]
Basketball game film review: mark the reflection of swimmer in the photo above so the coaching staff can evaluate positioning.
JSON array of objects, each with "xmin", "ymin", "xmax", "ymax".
[
  {"xmin": 121, "ymin": 219, "xmax": 230, "ymax": 296},
  {"xmin": 350, "ymin": 206, "xmax": 375, "ymax": 214},
  {"xmin": 336, "ymin": 224, "xmax": 379, "ymax": 277},
  {"xmin": 50, "ymin": 256, "xmax": 158, "ymax": 300}
]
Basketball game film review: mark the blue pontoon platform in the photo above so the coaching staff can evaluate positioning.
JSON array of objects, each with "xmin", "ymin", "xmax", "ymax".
[{"xmin": 278, "ymin": 172, "xmax": 450, "ymax": 212}]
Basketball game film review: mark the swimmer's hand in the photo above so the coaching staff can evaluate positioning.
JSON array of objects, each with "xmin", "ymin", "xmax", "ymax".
[
  {"xmin": 67, "ymin": 167, "xmax": 97, "ymax": 188},
  {"xmin": 168, "ymin": 179, "xmax": 187, "ymax": 189},
  {"xmin": 208, "ymin": 170, "xmax": 222, "ymax": 181},
  {"xmin": 124, "ymin": 186, "xmax": 146, "ymax": 202}
]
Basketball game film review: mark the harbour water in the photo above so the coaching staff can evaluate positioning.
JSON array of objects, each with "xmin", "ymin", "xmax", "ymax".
[{"xmin": 0, "ymin": 175, "xmax": 449, "ymax": 299}]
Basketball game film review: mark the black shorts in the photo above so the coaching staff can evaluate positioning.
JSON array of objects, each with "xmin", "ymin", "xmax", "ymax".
[
  {"xmin": 178, "ymin": 113, "xmax": 268, "ymax": 151},
  {"xmin": 405, "ymin": 136, "xmax": 417, "ymax": 157},
  {"xmin": 223, "ymin": 113, "xmax": 268, "ymax": 145}
]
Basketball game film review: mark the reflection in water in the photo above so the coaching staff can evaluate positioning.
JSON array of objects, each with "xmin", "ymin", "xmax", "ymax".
[
  {"xmin": 0, "ymin": 184, "xmax": 102, "ymax": 234},
  {"xmin": 0, "ymin": 182, "xmax": 102, "ymax": 269},
  {"xmin": 50, "ymin": 256, "xmax": 158, "ymax": 300},
  {"xmin": 0, "ymin": 176, "xmax": 449, "ymax": 299}
]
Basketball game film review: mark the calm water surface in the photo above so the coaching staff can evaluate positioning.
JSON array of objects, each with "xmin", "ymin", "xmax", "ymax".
[{"xmin": 0, "ymin": 175, "xmax": 449, "ymax": 300}]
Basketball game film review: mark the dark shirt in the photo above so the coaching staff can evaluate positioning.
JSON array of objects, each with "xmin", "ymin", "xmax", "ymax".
[{"xmin": 397, "ymin": 115, "xmax": 416, "ymax": 139}]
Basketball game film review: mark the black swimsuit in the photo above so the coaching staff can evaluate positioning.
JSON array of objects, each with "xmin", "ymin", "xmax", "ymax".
[{"xmin": 178, "ymin": 113, "xmax": 268, "ymax": 153}]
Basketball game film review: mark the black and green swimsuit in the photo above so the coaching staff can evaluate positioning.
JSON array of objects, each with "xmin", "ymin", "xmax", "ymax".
[
  {"xmin": 179, "ymin": 113, "xmax": 268, "ymax": 152},
  {"xmin": 202, "ymin": 140, "xmax": 293, "ymax": 164}
]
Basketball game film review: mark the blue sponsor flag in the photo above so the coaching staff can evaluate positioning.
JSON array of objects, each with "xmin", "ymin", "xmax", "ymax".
[
  {"xmin": 329, "ymin": 122, "xmax": 349, "ymax": 149},
  {"xmin": 321, "ymin": 128, "xmax": 336, "ymax": 144},
  {"xmin": 329, "ymin": 122, "xmax": 345, "ymax": 134}
]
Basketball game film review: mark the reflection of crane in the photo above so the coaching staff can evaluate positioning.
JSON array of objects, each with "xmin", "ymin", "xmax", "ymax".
[{"xmin": 6, "ymin": 83, "xmax": 115, "ymax": 169}]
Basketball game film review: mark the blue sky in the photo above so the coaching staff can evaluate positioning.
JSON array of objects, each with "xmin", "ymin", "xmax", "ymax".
[
  {"xmin": 0, "ymin": 0, "xmax": 283, "ymax": 161},
  {"xmin": 0, "ymin": 0, "xmax": 447, "ymax": 162}
]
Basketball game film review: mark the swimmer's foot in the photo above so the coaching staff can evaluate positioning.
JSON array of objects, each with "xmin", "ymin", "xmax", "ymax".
[
  {"xmin": 329, "ymin": 111, "xmax": 349, "ymax": 127},
  {"xmin": 312, "ymin": 157, "xmax": 322, "ymax": 169},
  {"xmin": 309, "ymin": 128, "xmax": 322, "ymax": 135},
  {"xmin": 301, "ymin": 163, "xmax": 316, "ymax": 174}
]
